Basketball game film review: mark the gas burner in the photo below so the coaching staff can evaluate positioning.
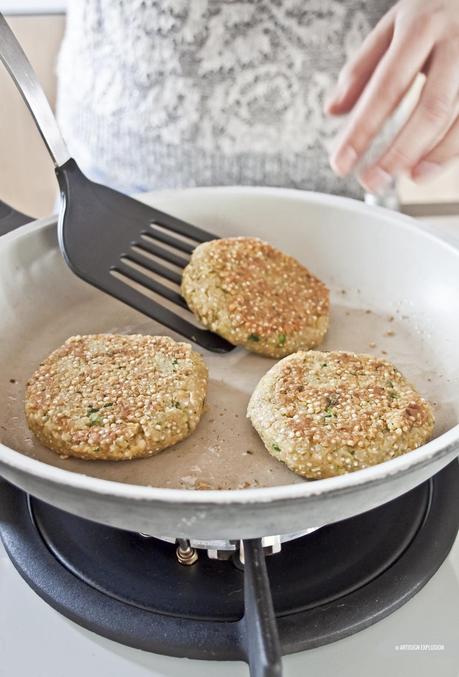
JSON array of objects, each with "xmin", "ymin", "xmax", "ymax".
[
  {"xmin": 146, "ymin": 530, "xmax": 318, "ymax": 563},
  {"xmin": 0, "ymin": 461, "xmax": 458, "ymax": 677}
]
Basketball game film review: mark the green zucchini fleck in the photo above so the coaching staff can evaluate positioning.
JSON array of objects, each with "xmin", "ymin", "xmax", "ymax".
[{"xmin": 88, "ymin": 412, "xmax": 103, "ymax": 426}]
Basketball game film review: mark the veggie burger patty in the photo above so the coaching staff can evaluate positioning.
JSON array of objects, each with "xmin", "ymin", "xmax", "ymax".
[
  {"xmin": 25, "ymin": 334, "xmax": 208, "ymax": 461},
  {"xmin": 181, "ymin": 236, "xmax": 329, "ymax": 358}
]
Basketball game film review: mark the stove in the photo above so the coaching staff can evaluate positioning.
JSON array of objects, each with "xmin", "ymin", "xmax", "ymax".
[{"xmin": 0, "ymin": 460, "xmax": 458, "ymax": 677}]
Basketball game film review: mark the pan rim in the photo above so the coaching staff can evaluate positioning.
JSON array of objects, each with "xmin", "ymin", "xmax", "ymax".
[
  {"xmin": 0, "ymin": 434, "xmax": 458, "ymax": 504},
  {"xmin": 1, "ymin": 187, "xmax": 458, "ymax": 505}
]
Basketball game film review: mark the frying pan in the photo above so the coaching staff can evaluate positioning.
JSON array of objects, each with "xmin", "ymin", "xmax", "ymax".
[{"xmin": 0, "ymin": 187, "xmax": 458, "ymax": 540}]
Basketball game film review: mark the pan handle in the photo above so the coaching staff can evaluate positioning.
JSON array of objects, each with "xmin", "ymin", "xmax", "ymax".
[
  {"xmin": 241, "ymin": 539, "xmax": 283, "ymax": 677},
  {"xmin": 0, "ymin": 13, "xmax": 71, "ymax": 168},
  {"xmin": 0, "ymin": 199, "xmax": 32, "ymax": 236}
]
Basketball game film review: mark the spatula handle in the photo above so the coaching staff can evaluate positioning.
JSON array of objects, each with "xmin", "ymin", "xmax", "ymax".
[{"xmin": 0, "ymin": 13, "xmax": 71, "ymax": 168}]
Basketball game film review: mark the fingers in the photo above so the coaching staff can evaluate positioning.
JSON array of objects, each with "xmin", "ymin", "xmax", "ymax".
[
  {"xmin": 412, "ymin": 113, "xmax": 459, "ymax": 181},
  {"xmin": 329, "ymin": 13, "xmax": 436, "ymax": 177},
  {"xmin": 359, "ymin": 41, "xmax": 459, "ymax": 193},
  {"xmin": 325, "ymin": 9, "xmax": 395, "ymax": 116}
]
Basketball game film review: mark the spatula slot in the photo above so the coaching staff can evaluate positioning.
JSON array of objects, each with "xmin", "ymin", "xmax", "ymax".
[
  {"xmin": 127, "ymin": 249, "xmax": 182, "ymax": 285},
  {"xmin": 110, "ymin": 268, "xmax": 207, "ymax": 330},
  {"xmin": 150, "ymin": 222, "xmax": 201, "ymax": 246},
  {"xmin": 150, "ymin": 215, "xmax": 217, "ymax": 244},
  {"xmin": 148, "ymin": 224, "xmax": 196, "ymax": 254},
  {"xmin": 137, "ymin": 235, "xmax": 189, "ymax": 268},
  {"xmin": 114, "ymin": 260, "xmax": 187, "ymax": 308}
]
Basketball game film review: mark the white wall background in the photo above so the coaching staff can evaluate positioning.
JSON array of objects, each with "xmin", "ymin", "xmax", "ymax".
[
  {"xmin": 0, "ymin": 15, "xmax": 65, "ymax": 216},
  {"xmin": 0, "ymin": 1, "xmax": 66, "ymax": 13}
]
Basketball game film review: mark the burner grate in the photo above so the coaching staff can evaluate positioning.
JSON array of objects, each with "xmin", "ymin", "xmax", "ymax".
[{"xmin": 0, "ymin": 461, "xmax": 458, "ymax": 677}]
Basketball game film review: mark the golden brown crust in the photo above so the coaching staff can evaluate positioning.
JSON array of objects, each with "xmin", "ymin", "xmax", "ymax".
[
  {"xmin": 25, "ymin": 334, "xmax": 208, "ymax": 461},
  {"xmin": 247, "ymin": 350, "xmax": 434, "ymax": 479},
  {"xmin": 181, "ymin": 237, "xmax": 329, "ymax": 357}
]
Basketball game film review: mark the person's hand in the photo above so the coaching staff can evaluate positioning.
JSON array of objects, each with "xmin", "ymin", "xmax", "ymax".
[{"xmin": 325, "ymin": 0, "xmax": 459, "ymax": 193}]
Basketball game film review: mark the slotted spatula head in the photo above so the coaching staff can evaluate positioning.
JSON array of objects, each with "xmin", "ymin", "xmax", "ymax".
[{"xmin": 56, "ymin": 160, "xmax": 234, "ymax": 353}]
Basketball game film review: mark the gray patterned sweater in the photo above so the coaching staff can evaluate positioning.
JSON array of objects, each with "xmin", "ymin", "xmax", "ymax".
[{"xmin": 57, "ymin": 0, "xmax": 394, "ymax": 197}]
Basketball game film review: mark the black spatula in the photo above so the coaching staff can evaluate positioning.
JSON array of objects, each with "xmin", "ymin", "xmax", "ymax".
[{"xmin": 0, "ymin": 13, "xmax": 233, "ymax": 353}]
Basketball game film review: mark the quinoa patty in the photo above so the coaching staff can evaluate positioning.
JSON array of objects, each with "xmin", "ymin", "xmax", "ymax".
[
  {"xmin": 247, "ymin": 350, "xmax": 434, "ymax": 479},
  {"xmin": 181, "ymin": 237, "xmax": 329, "ymax": 358},
  {"xmin": 25, "ymin": 334, "xmax": 208, "ymax": 461}
]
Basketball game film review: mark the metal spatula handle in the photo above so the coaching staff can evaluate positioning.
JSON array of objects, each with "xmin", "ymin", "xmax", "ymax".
[{"xmin": 0, "ymin": 13, "xmax": 71, "ymax": 167}]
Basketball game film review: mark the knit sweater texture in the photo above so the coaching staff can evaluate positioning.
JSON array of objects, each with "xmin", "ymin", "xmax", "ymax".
[{"xmin": 57, "ymin": 0, "xmax": 394, "ymax": 196}]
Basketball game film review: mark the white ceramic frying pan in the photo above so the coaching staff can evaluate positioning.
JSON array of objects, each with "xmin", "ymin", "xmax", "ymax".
[{"xmin": 0, "ymin": 187, "xmax": 458, "ymax": 541}]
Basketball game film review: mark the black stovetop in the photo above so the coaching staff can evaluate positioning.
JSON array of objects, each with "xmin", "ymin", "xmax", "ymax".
[{"xmin": 0, "ymin": 460, "xmax": 458, "ymax": 677}]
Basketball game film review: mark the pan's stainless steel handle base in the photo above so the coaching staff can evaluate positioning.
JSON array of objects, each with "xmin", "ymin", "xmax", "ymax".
[
  {"xmin": 0, "ymin": 199, "xmax": 32, "ymax": 235},
  {"xmin": 241, "ymin": 539, "xmax": 283, "ymax": 677},
  {"xmin": 0, "ymin": 13, "xmax": 71, "ymax": 168}
]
